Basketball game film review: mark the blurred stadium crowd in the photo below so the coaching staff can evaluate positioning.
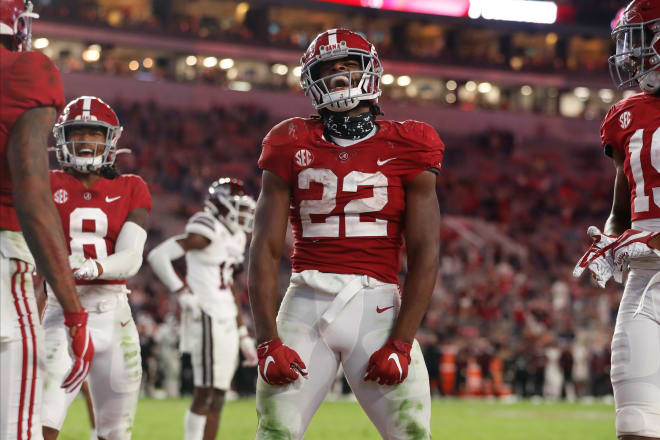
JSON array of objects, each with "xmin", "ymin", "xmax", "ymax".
[{"xmin": 89, "ymin": 99, "xmax": 618, "ymax": 401}]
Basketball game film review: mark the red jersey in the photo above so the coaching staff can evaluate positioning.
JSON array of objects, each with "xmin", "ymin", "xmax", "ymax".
[
  {"xmin": 259, "ymin": 118, "xmax": 444, "ymax": 283},
  {"xmin": 49, "ymin": 170, "xmax": 152, "ymax": 285},
  {"xmin": 0, "ymin": 47, "xmax": 65, "ymax": 230},
  {"xmin": 600, "ymin": 92, "xmax": 660, "ymax": 222}
]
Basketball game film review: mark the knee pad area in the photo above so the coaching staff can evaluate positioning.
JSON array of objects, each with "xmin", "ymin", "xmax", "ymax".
[{"xmin": 616, "ymin": 406, "xmax": 660, "ymax": 437}]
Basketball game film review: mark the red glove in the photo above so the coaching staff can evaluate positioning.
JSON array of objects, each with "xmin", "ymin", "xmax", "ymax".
[
  {"xmin": 364, "ymin": 337, "xmax": 412, "ymax": 386},
  {"xmin": 61, "ymin": 310, "xmax": 94, "ymax": 393},
  {"xmin": 257, "ymin": 337, "xmax": 307, "ymax": 386}
]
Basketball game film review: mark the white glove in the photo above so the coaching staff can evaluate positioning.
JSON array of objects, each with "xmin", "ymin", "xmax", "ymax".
[
  {"xmin": 74, "ymin": 259, "xmax": 100, "ymax": 280},
  {"xmin": 573, "ymin": 226, "xmax": 617, "ymax": 288},
  {"xmin": 238, "ymin": 326, "xmax": 258, "ymax": 367},
  {"xmin": 68, "ymin": 254, "xmax": 86, "ymax": 270},
  {"xmin": 611, "ymin": 230, "xmax": 660, "ymax": 282},
  {"xmin": 176, "ymin": 287, "xmax": 198, "ymax": 313}
]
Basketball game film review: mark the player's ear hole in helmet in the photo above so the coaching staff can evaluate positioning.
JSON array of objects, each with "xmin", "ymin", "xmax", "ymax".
[{"xmin": 204, "ymin": 177, "xmax": 256, "ymax": 234}]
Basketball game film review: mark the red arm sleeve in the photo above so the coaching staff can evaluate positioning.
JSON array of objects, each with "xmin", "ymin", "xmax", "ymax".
[
  {"xmin": 128, "ymin": 175, "xmax": 152, "ymax": 212},
  {"xmin": 13, "ymin": 51, "xmax": 65, "ymax": 113},
  {"xmin": 400, "ymin": 121, "xmax": 445, "ymax": 183},
  {"xmin": 257, "ymin": 119, "xmax": 297, "ymax": 185}
]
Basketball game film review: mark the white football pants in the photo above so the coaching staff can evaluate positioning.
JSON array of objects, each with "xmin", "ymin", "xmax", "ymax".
[
  {"xmin": 41, "ymin": 291, "xmax": 141, "ymax": 440},
  {"xmin": 0, "ymin": 231, "xmax": 44, "ymax": 440},
  {"xmin": 611, "ymin": 265, "xmax": 660, "ymax": 438},
  {"xmin": 255, "ymin": 271, "xmax": 431, "ymax": 440}
]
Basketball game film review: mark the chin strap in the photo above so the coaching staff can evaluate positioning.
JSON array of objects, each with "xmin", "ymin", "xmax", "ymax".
[{"xmin": 323, "ymin": 111, "xmax": 375, "ymax": 141}]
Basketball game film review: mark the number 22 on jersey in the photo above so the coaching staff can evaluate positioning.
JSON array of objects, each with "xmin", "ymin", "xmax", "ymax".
[
  {"xmin": 299, "ymin": 168, "xmax": 388, "ymax": 238},
  {"xmin": 629, "ymin": 127, "xmax": 660, "ymax": 213}
]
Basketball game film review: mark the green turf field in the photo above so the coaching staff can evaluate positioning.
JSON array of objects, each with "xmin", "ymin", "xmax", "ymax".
[{"xmin": 59, "ymin": 397, "xmax": 615, "ymax": 439}]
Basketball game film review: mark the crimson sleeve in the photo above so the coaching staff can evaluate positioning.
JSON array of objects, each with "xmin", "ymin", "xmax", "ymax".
[
  {"xmin": 128, "ymin": 175, "xmax": 152, "ymax": 212},
  {"xmin": 400, "ymin": 122, "xmax": 445, "ymax": 183},
  {"xmin": 258, "ymin": 120, "xmax": 295, "ymax": 185},
  {"xmin": 13, "ymin": 51, "xmax": 65, "ymax": 113}
]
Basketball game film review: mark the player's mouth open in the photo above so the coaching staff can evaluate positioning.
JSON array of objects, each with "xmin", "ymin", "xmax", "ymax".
[
  {"xmin": 77, "ymin": 148, "xmax": 94, "ymax": 157},
  {"xmin": 329, "ymin": 75, "xmax": 350, "ymax": 92}
]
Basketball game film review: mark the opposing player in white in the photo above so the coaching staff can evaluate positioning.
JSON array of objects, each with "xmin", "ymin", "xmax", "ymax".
[
  {"xmin": 148, "ymin": 177, "xmax": 258, "ymax": 440},
  {"xmin": 574, "ymin": 1, "xmax": 660, "ymax": 438},
  {"xmin": 41, "ymin": 96, "xmax": 152, "ymax": 440}
]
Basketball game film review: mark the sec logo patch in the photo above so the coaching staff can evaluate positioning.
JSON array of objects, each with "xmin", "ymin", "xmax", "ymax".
[
  {"xmin": 619, "ymin": 111, "xmax": 632, "ymax": 129},
  {"xmin": 53, "ymin": 189, "xmax": 68, "ymax": 204},
  {"xmin": 295, "ymin": 148, "xmax": 313, "ymax": 167}
]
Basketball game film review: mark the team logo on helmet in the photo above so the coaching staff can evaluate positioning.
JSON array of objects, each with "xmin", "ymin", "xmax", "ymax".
[
  {"xmin": 53, "ymin": 189, "xmax": 68, "ymax": 204},
  {"xmin": 294, "ymin": 149, "xmax": 314, "ymax": 167},
  {"xmin": 619, "ymin": 111, "xmax": 633, "ymax": 129}
]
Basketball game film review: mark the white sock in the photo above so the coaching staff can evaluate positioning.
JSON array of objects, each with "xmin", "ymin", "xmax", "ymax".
[
  {"xmin": 184, "ymin": 409, "xmax": 206, "ymax": 440},
  {"xmin": 89, "ymin": 428, "xmax": 97, "ymax": 440}
]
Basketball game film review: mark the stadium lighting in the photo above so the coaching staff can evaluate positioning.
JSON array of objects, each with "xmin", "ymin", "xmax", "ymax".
[
  {"xmin": 143, "ymin": 57, "xmax": 154, "ymax": 69},
  {"xmin": 226, "ymin": 68, "xmax": 238, "ymax": 80},
  {"xmin": 445, "ymin": 80, "xmax": 457, "ymax": 91},
  {"xmin": 396, "ymin": 75, "xmax": 411, "ymax": 87},
  {"xmin": 219, "ymin": 58, "xmax": 234, "ymax": 69},
  {"xmin": 128, "ymin": 60, "xmax": 140, "ymax": 71},
  {"xmin": 573, "ymin": 87, "xmax": 590, "ymax": 101},
  {"xmin": 33, "ymin": 38, "xmax": 48, "ymax": 49},
  {"xmin": 521, "ymin": 85, "xmax": 533, "ymax": 96},
  {"xmin": 445, "ymin": 93, "xmax": 457, "ymax": 104},
  {"xmin": 82, "ymin": 44, "xmax": 101, "ymax": 63},
  {"xmin": 469, "ymin": 0, "xmax": 558, "ymax": 24},
  {"xmin": 477, "ymin": 82, "xmax": 492, "ymax": 94},
  {"xmin": 271, "ymin": 64, "xmax": 288, "ymax": 75},
  {"xmin": 229, "ymin": 81, "xmax": 252, "ymax": 92},
  {"xmin": 381, "ymin": 74, "xmax": 394, "ymax": 85},
  {"xmin": 465, "ymin": 81, "xmax": 477, "ymax": 92},
  {"xmin": 292, "ymin": 66, "xmax": 302, "ymax": 77},
  {"xmin": 598, "ymin": 89, "xmax": 614, "ymax": 103},
  {"xmin": 203, "ymin": 57, "xmax": 218, "ymax": 68},
  {"xmin": 185, "ymin": 56, "xmax": 198, "ymax": 66}
]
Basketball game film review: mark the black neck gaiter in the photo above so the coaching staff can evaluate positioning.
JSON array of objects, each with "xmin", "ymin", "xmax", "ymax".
[{"xmin": 322, "ymin": 111, "xmax": 376, "ymax": 141}]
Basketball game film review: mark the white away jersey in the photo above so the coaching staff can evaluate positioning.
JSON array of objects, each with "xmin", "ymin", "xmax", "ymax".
[{"xmin": 184, "ymin": 211, "xmax": 246, "ymax": 320}]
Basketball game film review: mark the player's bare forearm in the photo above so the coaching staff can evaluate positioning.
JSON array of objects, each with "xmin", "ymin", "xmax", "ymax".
[
  {"xmin": 232, "ymin": 283, "xmax": 244, "ymax": 328},
  {"xmin": 248, "ymin": 171, "xmax": 291, "ymax": 344},
  {"xmin": 604, "ymin": 150, "xmax": 631, "ymax": 236},
  {"xmin": 7, "ymin": 107, "xmax": 82, "ymax": 313},
  {"xmin": 391, "ymin": 171, "xmax": 440, "ymax": 344}
]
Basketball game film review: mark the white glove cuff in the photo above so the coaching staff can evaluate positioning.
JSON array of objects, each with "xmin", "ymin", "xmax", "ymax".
[{"xmin": 238, "ymin": 325, "xmax": 249, "ymax": 339}]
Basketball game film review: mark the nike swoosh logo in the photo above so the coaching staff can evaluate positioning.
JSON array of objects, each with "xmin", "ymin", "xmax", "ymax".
[
  {"xmin": 120, "ymin": 320, "xmax": 130, "ymax": 327},
  {"xmin": 388, "ymin": 353, "xmax": 403, "ymax": 381},
  {"xmin": 263, "ymin": 356, "xmax": 275, "ymax": 380},
  {"xmin": 376, "ymin": 305, "xmax": 394, "ymax": 313},
  {"xmin": 106, "ymin": 196, "xmax": 121, "ymax": 203},
  {"xmin": 376, "ymin": 157, "xmax": 398, "ymax": 166}
]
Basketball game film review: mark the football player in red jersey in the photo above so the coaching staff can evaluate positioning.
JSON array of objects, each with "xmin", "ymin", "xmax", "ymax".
[
  {"xmin": 40, "ymin": 96, "xmax": 151, "ymax": 440},
  {"xmin": 0, "ymin": 2, "xmax": 93, "ymax": 439},
  {"xmin": 248, "ymin": 29, "xmax": 442, "ymax": 439},
  {"xmin": 574, "ymin": 1, "xmax": 660, "ymax": 439}
]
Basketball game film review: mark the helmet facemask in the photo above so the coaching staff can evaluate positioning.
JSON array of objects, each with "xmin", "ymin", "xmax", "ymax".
[
  {"xmin": 609, "ymin": 17, "xmax": 660, "ymax": 93},
  {"xmin": 53, "ymin": 121, "xmax": 123, "ymax": 174},
  {"xmin": 301, "ymin": 42, "xmax": 383, "ymax": 112}
]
